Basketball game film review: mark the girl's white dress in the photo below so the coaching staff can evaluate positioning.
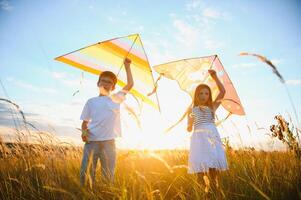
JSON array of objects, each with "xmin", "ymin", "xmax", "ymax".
[{"xmin": 188, "ymin": 106, "xmax": 228, "ymax": 173}]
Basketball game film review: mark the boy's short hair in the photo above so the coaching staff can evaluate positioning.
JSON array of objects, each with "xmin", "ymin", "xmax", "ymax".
[{"xmin": 97, "ymin": 71, "xmax": 117, "ymax": 86}]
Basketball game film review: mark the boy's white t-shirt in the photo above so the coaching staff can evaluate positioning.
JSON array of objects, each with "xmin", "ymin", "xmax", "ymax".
[{"xmin": 80, "ymin": 91, "xmax": 126, "ymax": 141}]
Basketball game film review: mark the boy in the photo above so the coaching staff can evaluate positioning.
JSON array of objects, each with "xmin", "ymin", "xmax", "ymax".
[{"xmin": 80, "ymin": 58, "xmax": 133, "ymax": 186}]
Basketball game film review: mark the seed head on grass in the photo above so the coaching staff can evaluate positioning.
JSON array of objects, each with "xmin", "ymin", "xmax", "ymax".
[{"xmin": 270, "ymin": 115, "xmax": 301, "ymax": 158}]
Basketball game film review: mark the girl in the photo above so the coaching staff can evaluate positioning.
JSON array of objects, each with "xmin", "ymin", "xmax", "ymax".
[{"xmin": 187, "ymin": 69, "xmax": 228, "ymax": 191}]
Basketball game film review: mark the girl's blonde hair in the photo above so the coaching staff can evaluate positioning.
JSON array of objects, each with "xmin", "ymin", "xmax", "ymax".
[
  {"xmin": 193, "ymin": 84, "xmax": 215, "ymax": 120},
  {"xmin": 193, "ymin": 84, "xmax": 213, "ymax": 108}
]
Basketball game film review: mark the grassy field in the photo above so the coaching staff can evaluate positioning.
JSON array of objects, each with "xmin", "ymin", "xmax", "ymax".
[{"xmin": 0, "ymin": 141, "xmax": 300, "ymax": 200}]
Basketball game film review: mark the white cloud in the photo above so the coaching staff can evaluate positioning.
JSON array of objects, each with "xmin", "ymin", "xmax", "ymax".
[
  {"xmin": 6, "ymin": 77, "xmax": 58, "ymax": 94},
  {"xmin": 185, "ymin": 1, "xmax": 230, "ymax": 21},
  {"xmin": 0, "ymin": 99, "xmax": 83, "ymax": 145},
  {"xmin": 43, "ymin": 88, "xmax": 58, "ymax": 94},
  {"xmin": 6, "ymin": 76, "xmax": 14, "ymax": 82},
  {"xmin": 107, "ymin": 16, "xmax": 115, "ymax": 22},
  {"xmin": 286, "ymin": 79, "xmax": 301, "ymax": 85},
  {"xmin": 59, "ymin": 77, "xmax": 95, "ymax": 90},
  {"xmin": 0, "ymin": 0, "xmax": 13, "ymax": 11},
  {"xmin": 170, "ymin": 5, "xmax": 230, "ymax": 52},
  {"xmin": 202, "ymin": 8, "xmax": 221, "ymax": 19},
  {"xmin": 270, "ymin": 58, "xmax": 282, "ymax": 65},
  {"xmin": 143, "ymin": 39, "xmax": 177, "ymax": 66},
  {"xmin": 51, "ymin": 71, "xmax": 67, "ymax": 79},
  {"xmin": 185, "ymin": 0, "xmax": 202, "ymax": 11},
  {"xmin": 173, "ymin": 19, "xmax": 199, "ymax": 48},
  {"xmin": 202, "ymin": 7, "xmax": 231, "ymax": 21},
  {"xmin": 203, "ymin": 38, "xmax": 224, "ymax": 51},
  {"xmin": 168, "ymin": 13, "xmax": 176, "ymax": 18},
  {"xmin": 20, "ymin": 101, "xmax": 83, "ymax": 129},
  {"xmin": 49, "ymin": 70, "xmax": 95, "ymax": 88},
  {"xmin": 62, "ymin": 79, "xmax": 80, "ymax": 87},
  {"xmin": 233, "ymin": 62, "xmax": 258, "ymax": 69}
]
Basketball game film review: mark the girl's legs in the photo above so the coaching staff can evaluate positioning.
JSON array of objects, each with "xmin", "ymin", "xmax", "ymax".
[
  {"xmin": 197, "ymin": 172, "xmax": 205, "ymax": 184},
  {"xmin": 197, "ymin": 169, "xmax": 219, "ymax": 188},
  {"xmin": 209, "ymin": 168, "xmax": 219, "ymax": 189},
  {"xmin": 209, "ymin": 168, "xmax": 224, "ymax": 199},
  {"xmin": 197, "ymin": 172, "xmax": 211, "ymax": 199}
]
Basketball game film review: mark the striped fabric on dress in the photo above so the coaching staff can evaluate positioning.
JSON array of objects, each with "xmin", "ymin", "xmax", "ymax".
[{"xmin": 192, "ymin": 106, "xmax": 214, "ymax": 126}]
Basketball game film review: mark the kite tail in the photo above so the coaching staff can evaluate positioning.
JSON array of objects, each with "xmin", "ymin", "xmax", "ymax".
[
  {"xmin": 123, "ymin": 102, "xmax": 142, "ymax": 130},
  {"xmin": 215, "ymin": 112, "xmax": 232, "ymax": 127},
  {"xmin": 165, "ymin": 104, "xmax": 232, "ymax": 133},
  {"xmin": 72, "ymin": 72, "xmax": 84, "ymax": 96},
  {"xmin": 164, "ymin": 102, "xmax": 193, "ymax": 133},
  {"xmin": 147, "ymin": 74, "xmax": 163, "ymax": 96},
  {"xmin": 129, "ymin": 93, "xmax": 143, "ymax": 116}
]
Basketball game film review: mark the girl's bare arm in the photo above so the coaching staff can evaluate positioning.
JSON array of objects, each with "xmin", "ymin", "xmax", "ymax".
[
  {"xmin": 187, "ymin": 108, "xmax": 194, "ymax": 132},
  {"xmin": 209, "ymin": 70, "xmax": 226, "ymax": 111}
]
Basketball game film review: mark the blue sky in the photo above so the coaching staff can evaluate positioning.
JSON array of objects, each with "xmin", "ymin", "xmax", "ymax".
[{"xmin": 0, "ymin": 0, "xmax": 300, "ymax": 149}]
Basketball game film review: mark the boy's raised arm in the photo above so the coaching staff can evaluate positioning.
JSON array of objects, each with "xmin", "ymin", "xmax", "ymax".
[{"xmin": 122, "ymin": 58, "xmax": 134, "ymax": 92}]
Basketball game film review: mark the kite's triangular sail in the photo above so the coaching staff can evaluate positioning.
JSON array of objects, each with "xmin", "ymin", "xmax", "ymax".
[
  {"xmin": 154, "ymin": 55, "xmax": 245, "ymax": 115},
  {"xmin": 55, "ymin": 34, "xmax": 160, "ymax": 111}
]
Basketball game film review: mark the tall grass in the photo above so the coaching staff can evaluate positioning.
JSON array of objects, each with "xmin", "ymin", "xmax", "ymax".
[
  {"xmin": 0, "ymin": 140, "xmax": 300, "ymax": 200},
  {"xmin": 0, "ymin": 99, "xmax": 300, "ymax": 199}
]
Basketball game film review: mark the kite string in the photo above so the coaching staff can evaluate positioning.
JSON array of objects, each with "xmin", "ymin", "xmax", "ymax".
[
  {"xmin": 117, "ymin": 34, "xmax": 139, "ymax": 77},
  {"xmin": 72, "ymin": 71, "xmax": 84, "ymax": 96},
  {"xmin": 115, "ymin": 34, "xmax": 144, "ymax": 126},
  {"xmin": 200, "ymin": 54, "xmax": 217, "ymax": 83},
  {"xmin": 215, "ymin": 112, "xmax": 232, "ymax": 127},
  {"xmin": 139, "ymin": 35, "xmax": 161, "ymax": 112}
]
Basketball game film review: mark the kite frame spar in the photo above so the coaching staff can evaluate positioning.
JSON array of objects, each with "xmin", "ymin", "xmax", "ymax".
[{"xmin": 54, "ymin": 33, "xmax": 161, "ymax": 112}]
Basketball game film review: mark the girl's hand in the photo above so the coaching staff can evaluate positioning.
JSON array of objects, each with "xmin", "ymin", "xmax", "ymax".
[
  {"xmin": 209, "ymin": 69, "xmax": 226, "ymax": 111},
  {"xmin": 208, "ymin": 69, "xmax": 217, "ymax": 78}
]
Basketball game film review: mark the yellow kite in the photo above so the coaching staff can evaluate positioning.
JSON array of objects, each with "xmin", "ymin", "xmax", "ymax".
[{"xmin": 55, "ymin": 34, "xmax": 160, "ymax": 111}]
